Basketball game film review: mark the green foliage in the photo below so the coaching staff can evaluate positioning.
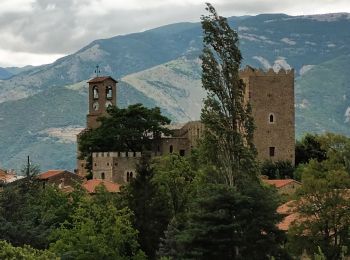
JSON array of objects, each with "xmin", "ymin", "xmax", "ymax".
[
  {"xmin": 0, "ymin": 240, "xmax": 57, "ymax": 260},
  {"xmin": 121, "ymin": 154, "xmax": 172, "ymax": 259},
  {"xmin": 159, "ymin": 183, "xmax": 287, "ymax": 259},
  {"xmin": 295, "ymin": 133, "xmax": 327, "ymax": 165},
  {"xmin": 288, "ymin": 133, "xmax": 350, "ymax": 259},
  {"xmin": 50, "ymin": 188, "xmax": 145, "ymax": 260},
  {"xmin": 20, "ymin": 162, "xmax": 40, "ymax": 177},
  {"xmin": 200, "ymin": 3, "xmax": 257, "ymax": 187},
  {"xmin": 261, "ymin": 160, "xmax": 295, "ymax": 179},
  {"xmin": 78, "ymin": 104, "xmax": 171, "ymax": 172},
  {"xmin": 0, "ymin": 181, "xmax": 75, "ymax": 249},
  {"xmin": 153, "ymin": 154, "xmax": 197, "ymax": 216}
]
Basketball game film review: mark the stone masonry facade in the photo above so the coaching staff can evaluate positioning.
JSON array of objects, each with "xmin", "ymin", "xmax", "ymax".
[{"xmin": 77, "ymin": 66, "xmax": 295, "ymax": 185}]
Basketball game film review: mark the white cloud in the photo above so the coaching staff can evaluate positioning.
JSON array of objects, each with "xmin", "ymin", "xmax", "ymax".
[
  {"xmin": 0, "ymin": 49, "xmax": 64, "ymax": 67},
  {"xmin": 0, "ymin": 0, "xmax": 34, "ymax": 14},
  {"xmin": 1, "ymin": 0, "xmax": 350, "ymax": 67}
]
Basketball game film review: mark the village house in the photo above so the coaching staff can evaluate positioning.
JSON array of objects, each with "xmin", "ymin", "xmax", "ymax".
[{"xmin": 263, "ymin": 179, "xmax": 302, "ymax": 196}]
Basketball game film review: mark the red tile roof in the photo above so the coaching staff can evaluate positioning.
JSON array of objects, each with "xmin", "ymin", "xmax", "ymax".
[
  {"xmin": 263, "ymin": 179, "xmax": 301, "ymax": 188},
  {"xmin": 83, "ymin": 179, "xmax": 121, "ymax": 193},
  {"xmin": 276, "ymin": 200, "xmax": 301, "ymax": 231},
  {"xmin": 37, "ymin": 170, "xmax": 65, "ymax": 180},
  {"xmin": 87, "ymin": 76, "xmax": 117, "ymax": 83}
]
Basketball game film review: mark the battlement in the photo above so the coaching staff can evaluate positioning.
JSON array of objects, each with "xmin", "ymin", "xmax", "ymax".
[
  {"xmin": 239, "ymin": 66, "xmax": 294, "ymax": 78},
  {"xmin": 92, "ymin": 151, "xmax": 142, "ymax": 158}
]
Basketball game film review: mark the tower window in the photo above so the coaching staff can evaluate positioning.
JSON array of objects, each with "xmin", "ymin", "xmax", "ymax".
[
  {"xmin": 93, "ymin": 86, "xmax": 99, "ymax": 99},
  {"xmin": 169, "ymin": 145, "xmax": 173, "ymax": 154},
  {"xmin": 101, "ymin": 172, "xmax": 105, "ymax": 180},
  {"xmin": 269, "ymin": 147, "xmax": 275, "ymax": 157},
  {"xmin": 106, "ymin": 86, "xmax": 113, "ymax": 99},
  {"xmin": 126, "ymin": 171, "xmax": 134, "ymax": 182},
  {"xmin": 269, "ymin": 113, "xmax": 275, "ymax": 124},
  {"xmin": 180, "ymin": 149, "xmax": 185, "ymax": 156}
]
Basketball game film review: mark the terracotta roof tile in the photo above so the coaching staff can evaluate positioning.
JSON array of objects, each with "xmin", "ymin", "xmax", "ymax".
[
  {"xmin": 37, "ymin": 170, "xmax": 65, "ymax": 180},
  {"xmin": 263, "ymin": 179, "xmax": 301, "ymax": 188},
  {"xmin": 87, "ymin": 76, "xmax": 117, "ymax": 83},
  {"xmin": 83, "ymin": 179, "xmax": 121, "ymax": 193},
  {"xmin": 277, "ymin": 200, "xmax": 300, "ymax": 231}
]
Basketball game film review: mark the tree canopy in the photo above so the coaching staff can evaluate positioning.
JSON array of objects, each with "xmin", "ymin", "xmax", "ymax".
[
  {"xmin": 200, "ymin": 3, "xmax": 257, "ymax": 187},
  {"xmin": 50, "ymin": 187, "xmax": 146, "ymax": 259},
  {"xmin": 288, "ymin": 133, "xmax": 350, "ymax": 258},
  {"xmin": 78, "ymin": 103, "xmax": 171, "ymax": 171}
]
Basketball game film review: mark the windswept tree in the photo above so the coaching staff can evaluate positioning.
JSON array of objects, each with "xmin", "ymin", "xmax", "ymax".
[{"xmin": 200, "ymin": 3, "xmax": 257, "ymax": 186}]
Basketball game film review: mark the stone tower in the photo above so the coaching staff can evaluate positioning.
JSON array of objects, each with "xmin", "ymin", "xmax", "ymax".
[
  {"xmin": 240, "ymin": 66, "xmax": 295, "ymax": 164},
  {"xmin": 77, "ymin": 76, "xmax": 118, "ymax": 176},
  {"xmin": 86, "ymin": 76, "xmax": 117, "ymax": 129}
]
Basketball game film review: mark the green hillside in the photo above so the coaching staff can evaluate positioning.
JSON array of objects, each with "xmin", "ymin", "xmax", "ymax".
[
  {"xmin": 296, "ymin": 54, "xmax": 350, "ymax": 137},
  {"xmin": 1, "ymin": 13, "xmax": 350, "ymax": 171}
]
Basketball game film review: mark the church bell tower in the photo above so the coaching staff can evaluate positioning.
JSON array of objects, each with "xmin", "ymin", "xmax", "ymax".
[{"xmin": 86, "ymin": 76, "xmax": 117, "ymax": 129}]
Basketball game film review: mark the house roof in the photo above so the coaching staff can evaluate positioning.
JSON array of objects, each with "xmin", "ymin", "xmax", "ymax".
[
  {"xmin": 37, "ymin": 170, "xmax": 65, "ymax": 180},
  {"xmin": 276, "ymin": 200, "xmax": 300, "ymax": 231},
  {"xmin": 83, "ymin": 179, "xmax": 121, "ymax": 193},
  {"xmin": 87, "ymin": 76, "xmax": 117, "ymax": 83},
  {"xmin": 263, "ymin": 179, "xmax": 301, "ymax": 188},
  {"xmin": 0, "ymin": 169, "xmax": 7, "ymax": 176}
]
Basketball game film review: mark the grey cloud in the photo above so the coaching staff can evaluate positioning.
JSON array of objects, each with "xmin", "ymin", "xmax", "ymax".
[{"xmin": 0, "ymin": 0, "xmax": 349, "ymax": 58}]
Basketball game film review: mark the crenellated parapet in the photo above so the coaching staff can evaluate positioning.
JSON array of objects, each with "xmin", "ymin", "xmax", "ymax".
[
  {"xmin": 239, "ymin": 65, "xmax": 294, "ymax": 78},
  {"xmin": 92, "ymin": 151, "xmax": 143, "ymax": 158}
]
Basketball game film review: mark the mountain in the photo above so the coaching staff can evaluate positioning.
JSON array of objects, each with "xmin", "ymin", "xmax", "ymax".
[
  {"xmin": 295, "ymin": 54, "xmax": 350, "ymax": 136},
  {"xmin": 1, "ymin": 13, "xmax": 350, "ymax": 171},
  {"xmin": 0, "ymin": 68, "xmax": 13, "ymax": 80}
]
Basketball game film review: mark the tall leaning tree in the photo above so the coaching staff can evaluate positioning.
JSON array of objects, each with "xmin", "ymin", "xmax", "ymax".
[{"xmin": 200, "ymin": 3, "xmax": 257, "ymax": 187}]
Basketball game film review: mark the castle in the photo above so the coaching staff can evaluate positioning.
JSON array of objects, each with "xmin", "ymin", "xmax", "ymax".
[{"xmin": 77, "ymin": 66, "xmax": 295, "ymax": 184}]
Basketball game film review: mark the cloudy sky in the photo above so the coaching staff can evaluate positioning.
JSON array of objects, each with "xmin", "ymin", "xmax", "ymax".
[{"xmin": 1, "ymin": 0, "xmax": 350, "ymax": 67}]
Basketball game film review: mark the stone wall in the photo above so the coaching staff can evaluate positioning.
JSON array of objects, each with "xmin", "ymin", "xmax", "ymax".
[
  {"xmin": 240, "ymin": 67, "xmax": 295, "ymax": 164},
  {"xmin": 92, "ymin": 152, "xmax": 141, "ymax": 184}
]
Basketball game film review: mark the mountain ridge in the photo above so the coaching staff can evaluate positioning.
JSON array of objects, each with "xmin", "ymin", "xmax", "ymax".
[{"xmin": 1, "ymin": 12, "xmax": 350, "ymax": 171}]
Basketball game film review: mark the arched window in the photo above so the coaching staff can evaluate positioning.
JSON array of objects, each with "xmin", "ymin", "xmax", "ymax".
[
  {"xmin": 130, "ymin": 172, "xmax": 133, "ymax": 179},
  {"xmin": 106, "ymin": 86, "xmax": 113, "ymax": 99},
  {"xmin": 101, "ymin": 172, "xmax": 105, "ymax": 180},
  {"xmin": 169, "ymin": 145, "xmax": 173, "ymax": 153},
  {"xmin": 93, "ymin": 86, "xmax": 99, "ymax": 99},
  {"xmin": 269, "ymin": 113, "xmax": 275, "ymax": 123}
]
